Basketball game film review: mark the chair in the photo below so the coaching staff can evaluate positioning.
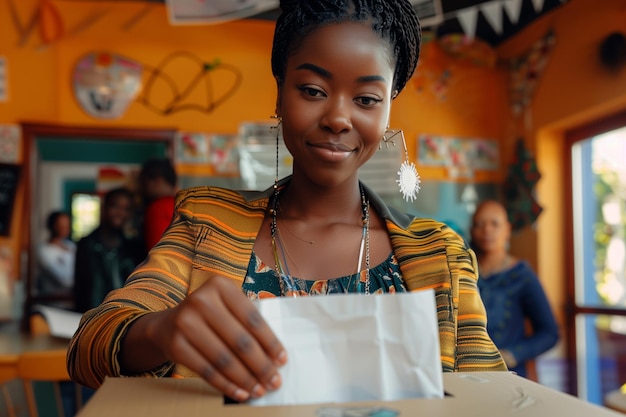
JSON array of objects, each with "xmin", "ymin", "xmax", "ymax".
[
  {"xmin": 16, "ymin": 314, "xmax": 82, "ymax": 417},
  {"xmin": 0, "ymin": 361, "xmax": 17, "ymax": 417},
  {"xmin": 17, "ymin": 348, "xmax": 74, "ymax": 417}
]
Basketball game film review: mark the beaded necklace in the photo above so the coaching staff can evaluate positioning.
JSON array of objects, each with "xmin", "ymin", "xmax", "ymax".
[{"xmin": 269, "ymin": 185, "xmax": 370, "ymax": 297}]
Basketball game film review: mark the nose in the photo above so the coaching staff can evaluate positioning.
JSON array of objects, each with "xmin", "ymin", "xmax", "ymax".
[{"xmin": 320, "ymin": 96, "xmax": 352, "ymax": 134}]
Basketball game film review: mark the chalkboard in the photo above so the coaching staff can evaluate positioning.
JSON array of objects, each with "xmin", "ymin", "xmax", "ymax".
[{"xmin": 0, "ymin": 164, "xmax": 20, "ymax": 236}]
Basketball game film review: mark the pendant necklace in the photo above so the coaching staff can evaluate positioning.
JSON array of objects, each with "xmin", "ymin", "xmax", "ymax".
[{"xmin": 270, "ymin": 185, "xmax": 371, "ymax": 297}]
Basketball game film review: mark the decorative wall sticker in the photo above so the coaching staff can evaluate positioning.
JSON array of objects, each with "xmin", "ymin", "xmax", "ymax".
[
  {"xmin": 72, "ymin": 52, "xmax": 143, "ymax": 119},
  {"xmin": 509, "ymin": 30, "xmax": 556, "ymax": 115},
  {"xmin": 138, "ymin": 51, "xmax": 242, "ymax": 116}
]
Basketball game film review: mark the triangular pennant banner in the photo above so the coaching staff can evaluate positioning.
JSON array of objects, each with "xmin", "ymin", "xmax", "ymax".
[
  {"xmin": 457, "ymin": 6, "xmax": 479, "ymax": 40},
  {"xmin": 481, "ymin": 2, "xmax": 503, "ymax": 35},
  {"xmin": 503, "ymin": 0, "xmax": 523, "ymax": 25},
  {"xmin": 531, "ymin": 0, "xmax": 545, "ymax": 13}
]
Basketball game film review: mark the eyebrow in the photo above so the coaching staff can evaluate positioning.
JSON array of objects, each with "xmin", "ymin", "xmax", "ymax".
[{"xmin": 296, "ymin": 63, "xmax": 387, "ymax": 83}]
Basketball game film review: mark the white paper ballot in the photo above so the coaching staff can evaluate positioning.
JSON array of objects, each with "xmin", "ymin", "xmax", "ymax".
[{"xmin": 250, "ymin": 290, "xmax": 443, "ymax": 406}]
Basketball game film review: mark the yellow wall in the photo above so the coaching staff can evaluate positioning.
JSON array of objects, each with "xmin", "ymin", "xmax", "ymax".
[
  {"xmin": 0, "ymin": 0, "xmax": 509, "ymax": 291},
  {"xmin": 497, "ymin": 0, "xmax": 626, "ymax": 328}
]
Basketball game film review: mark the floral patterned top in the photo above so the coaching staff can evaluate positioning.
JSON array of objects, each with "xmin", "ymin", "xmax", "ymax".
[{"xmin": 242, "ymin": 251, "xmax": 406, "ymax": 298}]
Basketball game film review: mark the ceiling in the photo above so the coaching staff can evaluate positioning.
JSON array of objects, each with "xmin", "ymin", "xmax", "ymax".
[
  {"xmin": 433, "ymin": 0, "xmax": 568, "ymax": 46},
  {"xmin": 248, "ymin": 0, "xmax": 569, "ymax": 47},
  {"xmin": 125, "ymin": 0, "xmax": 570, "ymax": 47}
]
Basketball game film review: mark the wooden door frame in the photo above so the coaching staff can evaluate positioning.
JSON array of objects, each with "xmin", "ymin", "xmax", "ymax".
[
  {"xmin": 20, "ymin": 122, "xmax": 176, "ymax": 330},
  {"xmin": 564, "ymin": 109, "xmax": 626, "ymax": 396}
]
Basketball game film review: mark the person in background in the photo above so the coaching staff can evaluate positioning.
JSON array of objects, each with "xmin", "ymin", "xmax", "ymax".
[
  {"xmin": 138, "ymin": 158, "xmax": 178, "ymax": 251},
  {"xmin": 73, "ymin": 187, "xmax": 146, "ymax": 313},
  {"xmin": 37, "ymin": 210, "xmax": 76, "ymax": 301},
  {"xmin": 470, "ymin": 199, "xmax": 559, "ymax": 379},
  {"xmin": 68, "ymin": 0, "xmax": 506, "ymax": 401}
]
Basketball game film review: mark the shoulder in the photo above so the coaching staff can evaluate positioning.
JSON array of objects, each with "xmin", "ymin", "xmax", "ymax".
[
  {"xmin": 175, "ymin": 186, "xmax": 267, "ymax": 206},
  {"xmin": 173, "ymin": 186, "xmax": 270, "ymax": 226}
]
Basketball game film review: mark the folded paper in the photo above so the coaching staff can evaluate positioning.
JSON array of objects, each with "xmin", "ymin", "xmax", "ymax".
[{"xmin": 251, "ymin": 290, "xmax": 443, "ymax": 406}]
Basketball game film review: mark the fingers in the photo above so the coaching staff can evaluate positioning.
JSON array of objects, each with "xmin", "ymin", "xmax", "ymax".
[{"xmin": 170, "ymin": 276, "xmax": 286, "ymax": 400}]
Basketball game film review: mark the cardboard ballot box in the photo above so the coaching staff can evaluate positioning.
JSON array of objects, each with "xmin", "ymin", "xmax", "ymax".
[{"xmin": 77, "ymin": 372, "xmax": 622, "ymax": 417}]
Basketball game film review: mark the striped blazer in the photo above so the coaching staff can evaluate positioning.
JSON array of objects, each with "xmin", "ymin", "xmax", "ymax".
[{"xmin": 67, "ymin": 179, "xmax": 506, "ymax": 388}]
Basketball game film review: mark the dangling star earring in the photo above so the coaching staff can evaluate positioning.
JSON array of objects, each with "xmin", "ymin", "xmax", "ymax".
[{"xmin": 382, "ymin": 129, "xmax": 421, "ymax": 202}]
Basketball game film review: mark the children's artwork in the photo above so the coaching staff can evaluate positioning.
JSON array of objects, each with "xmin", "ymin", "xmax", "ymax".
[
  {"xmin": 418, "ymin": 134, "xmax": 499, "ymax": 178},
  {"xmin": 0, "ymin": 124, "xmax": 21, "ymax": 164},
  {"xmin": 209, "ymin": 134, "xmax": 239, "ymax": 174},
  {"xmin": 73, "ymin": 52, "xmax": 143, "ymax": 119},
  {"xmin": 175, "ymin": 132, "xmax": 210, "ymax": 164}
]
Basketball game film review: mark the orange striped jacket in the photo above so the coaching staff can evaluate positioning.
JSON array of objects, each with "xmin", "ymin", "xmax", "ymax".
[{"xmin": 67, "ymin": 180, "xmax": 506, "ymax": 388}]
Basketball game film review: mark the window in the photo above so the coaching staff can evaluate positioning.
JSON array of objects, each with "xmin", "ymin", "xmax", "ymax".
[{"xmin": 567, "ymin": 114, "xmax": 626, "ymax": 405}]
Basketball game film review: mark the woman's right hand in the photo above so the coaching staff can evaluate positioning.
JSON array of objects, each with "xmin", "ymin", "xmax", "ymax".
[{"xmin": 120, "ymin": 274, "xmax": 287, "ymax": 402}]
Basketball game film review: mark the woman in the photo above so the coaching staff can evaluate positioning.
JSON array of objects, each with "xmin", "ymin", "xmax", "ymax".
[
  {"xmin": 37, "ymin": 210, "xmax": 76, "ymax": 298},
  {"xmin": 470, "ymin": 199, "xmax": 559, "ymax": 378},
  {"xmin": 68, "ymin": 0, "xmax": 506, "ymax": 402}
]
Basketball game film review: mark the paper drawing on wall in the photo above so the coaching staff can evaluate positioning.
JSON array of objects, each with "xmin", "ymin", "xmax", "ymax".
[
  {"xmin": 209, "ymin": 134, "xmax": 239, "ymax": 174},
  {"xmin": 175, "ymin": 132, "xmax": 210, "ymax": 164},
  {"xmin": 0, "ymin": 124, "xmax": 21, "ymax": 164},
  {"xmin": 418, "ymin": 134, "xmax": 499, "ymax": 179},
  {"xmin": 73, "ymin": 52, "xmax": 143, "ymax": 119}
]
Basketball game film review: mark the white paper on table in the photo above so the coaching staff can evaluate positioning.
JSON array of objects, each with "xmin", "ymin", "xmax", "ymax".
[
  {"xmin": 32, "ymin": 304, "xmax": 82, "ymax": 339},
  {"xmin": 250, "ymin": 290, "xmax": 443, "ymax": 406}
]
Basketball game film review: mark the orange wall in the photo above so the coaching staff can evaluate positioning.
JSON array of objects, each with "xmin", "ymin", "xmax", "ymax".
[
  {"xmin": 0, "ymin": 1, "xmax": 508, "ymax": 294},
  {"xmin": 497, "ymin": 0, "xmax": 626, "ymax": 330}
]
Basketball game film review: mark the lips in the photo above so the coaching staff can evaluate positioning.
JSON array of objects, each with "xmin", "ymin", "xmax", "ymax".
[
  {"xmin": 306, "ymin": 141, "xmax": 357, "ymax": 163},
  {"xmin": 309, "ymin": 142, "xmax": 355, "ymax": 153}
]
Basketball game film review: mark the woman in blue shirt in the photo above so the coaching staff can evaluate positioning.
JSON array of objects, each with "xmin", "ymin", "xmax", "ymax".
[{"xmin": 471, "ymin": 199, "xmax": 559, "ymax": 378}]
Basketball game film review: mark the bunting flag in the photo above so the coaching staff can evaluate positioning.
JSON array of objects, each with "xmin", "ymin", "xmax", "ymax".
[
  {"xmin": 457, "ymin": 7, "xmax": 479, "ymax": 40},
  {"xmin": 452, "ymin": 0, "xmax": 552, "ymax": 40},
  {"xmin": 503, "ymin": 0, "xmax": 523, "ymax": 25},
  {"xmin": 531, "ymin": 0, "xmax": 545, "ymax": 13},
  {"xmin": 481, "ymin": 2, "xmax": 503, "ymax": 35}
]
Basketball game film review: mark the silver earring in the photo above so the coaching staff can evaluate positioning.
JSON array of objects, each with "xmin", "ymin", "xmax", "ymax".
[
  {"xmin": 382, "ymin": 129, "xmax": 421, "ymax": 202},
  {"xmin": 270, "ymin": 115, "xmax": 282, "ymax": 194}
]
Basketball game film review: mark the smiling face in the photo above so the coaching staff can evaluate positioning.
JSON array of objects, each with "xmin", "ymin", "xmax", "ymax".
[{"xmin": 276, "ymin": 22, "xmax": 395, "ymax": 187}]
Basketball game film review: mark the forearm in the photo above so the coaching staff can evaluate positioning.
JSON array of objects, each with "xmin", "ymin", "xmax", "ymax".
[{"xmin": 119, "ymin": 310, "xmax": 173, "ymax": 374}]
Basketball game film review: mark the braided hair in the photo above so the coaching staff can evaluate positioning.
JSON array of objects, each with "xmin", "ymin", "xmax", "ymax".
[{"xmin": 271, "ymin": 0, "xmax": 421, "ymax": 96}]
